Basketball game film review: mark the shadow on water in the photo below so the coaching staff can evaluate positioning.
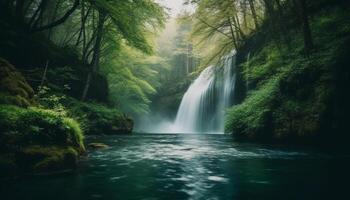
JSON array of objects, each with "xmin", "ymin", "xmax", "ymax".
[{"xmin": 2, "ymin": 133, "xmax": 350, "ymax": 200}]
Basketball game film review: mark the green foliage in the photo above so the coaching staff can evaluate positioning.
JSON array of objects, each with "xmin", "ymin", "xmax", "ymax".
[
  {"xmin": 66, "ymin": 98, "xmax": 133, "ymax": 135},
  {"xmin": 189, "ymin": 0, "xmax": 265, "ymax": 67},
  {"xmin": 142, "ymin": 17, "xmax": 199, "ymax": 116},
  {"xmin": 225, "ymin": 6, "xmax": 350, "ymax": 142},
  {"xmin": 0, "ymin": 105, "xmax": 84, "ymax": 151},
  {"xmin": 62, "ymin": 118, "xmax": 84, "ymax": 150},
  {"xmin": 0, "ymin": 93, "xmax": 31, "ymax": 108},
  {"xmin": 35, "ymin": 86, "xmax": 68, "ymax": 116},
  {"xmin": 243, "ymin": 44, "xmax": 288, "ymax": 83},
  {"xmin": 102, "ymin": 44, "xmax": 162, "ymax": 115},
  {"xmin": 91, "ymin": 0, "xmax": 166, "ymax": 54},
  {"xmin": 1, "ymin": 0, "xmax": 167, "ymax": 116},
  {"xmin": 225, "ymin": 77, "xmax": 280, "ymax": 138}
]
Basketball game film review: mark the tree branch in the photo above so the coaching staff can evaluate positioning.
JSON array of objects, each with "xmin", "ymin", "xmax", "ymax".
[
  {"xmin": 196, "ymin": 17, "xmax": 232, "ymax": 39},
  {"xmin": 31, "ymin": 0, "xmax": 79, "ymax": 33}
]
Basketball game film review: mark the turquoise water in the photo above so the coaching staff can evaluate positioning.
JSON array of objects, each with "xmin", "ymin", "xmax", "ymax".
[{"xmin": 2, "ymin": 134, "xmax": 350, "ymax": 200}]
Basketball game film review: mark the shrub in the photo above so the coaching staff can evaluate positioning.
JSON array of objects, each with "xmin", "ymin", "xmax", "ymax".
[
  {"xmin": 66, "ymin": 99, "xmax": 133, "ymax": 135},
  {"xmin": 225, "ymin": 77, "xmax": 280, "ymax": 139}
]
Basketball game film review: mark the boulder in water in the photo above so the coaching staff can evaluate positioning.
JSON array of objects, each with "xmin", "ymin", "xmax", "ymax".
[{"xmin": 88, "ymin": 143, "xmax": 109, "ymax": 149}]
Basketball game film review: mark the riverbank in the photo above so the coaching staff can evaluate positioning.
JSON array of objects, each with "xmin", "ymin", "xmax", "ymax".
[{"xmin": 0, "ymin": 57, "xmax": 133, "ymax": 177}]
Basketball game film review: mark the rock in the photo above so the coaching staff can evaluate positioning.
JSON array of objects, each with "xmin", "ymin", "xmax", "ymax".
[
  {"xmin": 0, "ymin": 58, "xmax": 34, "ymax": 107},
  {"xmin": 16, "ymin": 146, "xmax": 79, "ymax": 173},
  {"xmin": 88, "ymin": 143, "xmax": 109, "ymax": 149}
]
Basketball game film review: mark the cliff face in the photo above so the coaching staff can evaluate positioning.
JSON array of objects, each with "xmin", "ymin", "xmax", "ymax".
[{"xmin": 226, "ymin": 5, "xmax": 350, "ymax": 145}]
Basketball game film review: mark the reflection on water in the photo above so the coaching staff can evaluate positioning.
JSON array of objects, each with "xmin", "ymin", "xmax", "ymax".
[{"xmin": 2, "ymin": 134, "xmax": 350, "ymax": 200}]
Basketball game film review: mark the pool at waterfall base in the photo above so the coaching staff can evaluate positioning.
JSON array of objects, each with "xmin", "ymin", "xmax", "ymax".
[{"xmin": 2, "ymin": 133, "xmax": 350, "ymax": 200}]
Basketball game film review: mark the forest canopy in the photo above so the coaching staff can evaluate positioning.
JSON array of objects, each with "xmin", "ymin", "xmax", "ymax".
[{"xmin": 1, "ymin": 0, "xmax": 168, "ymax": 115}]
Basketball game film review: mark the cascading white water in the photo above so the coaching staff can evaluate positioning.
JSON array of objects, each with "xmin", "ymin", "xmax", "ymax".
[
  {"xmin": 171, "ymin": 50, "xmax": 237, "ymax": 133},
  {"xmin": 215, "ymin": 52, "xmax": 237, "ymax": 132},
  {"xmin": 171, "ymin": 66, "xmax": 216, "ymax": 133}
]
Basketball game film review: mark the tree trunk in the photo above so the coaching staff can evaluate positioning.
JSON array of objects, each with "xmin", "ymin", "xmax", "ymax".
[
  {"xmin": 293, "ymin": 0, "xmax": 313, "ymax": 54},
  {"xmin": 248, "ymin": 0, "xmax": 259, "ymax": 29},
  {"xmin": 228, "ymin": 17, "xmax": 238, "ymax": 49},
  {"xmin": 75, "ymin": 3, "xmax": 91, "ymax": 47},
  {"xmin": 32, "ymin": 0, "xmax": 50, "ymax": 29},
  {"xmin": 15, "ymin": 0, "xmax": 25, "ymax": 23},
  {"xmin": 186, "ymin": 44, "xmax": 190, "ymax": 74},
  {"xmin": 31, "ymin": 0, "xmax": 79, "ymax": 33},
  {"xmin": 298, "ymin": 0, "xmax": 314, "ymax": 55},
  {"xmin": 241, "ymin": 1, "xmax": 248, "ymax": 29},
  {"xmin": 234, "ymin": 13, "xmax": 245, "ymax": 40},
  {"xmin": 40, "ymin": 60, "xmax": 49, "ymax": 87},
  {"xmin": 81, "ymin": 11, "xmax": 106, "ymax": 101},
  {"xmin": 28, "ymin": 0, "xmax": 45, "ymax": 27}
]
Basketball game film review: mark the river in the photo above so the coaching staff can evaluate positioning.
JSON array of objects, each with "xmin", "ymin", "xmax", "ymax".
[{"xmin": 2, "ymin": 133, "xmax": 350, "ymax": 200}]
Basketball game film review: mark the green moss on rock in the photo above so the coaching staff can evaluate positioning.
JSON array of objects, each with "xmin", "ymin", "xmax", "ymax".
[
  {"xmin": 0, "ymin": 58, "xmax": 34, "ymax": 107},
  {"xmin": 0, "ymin": 105, "xmax": 84, "ymax": 151},
  {"xmin": 18, "ymin": 146, "xmax": 78, "ymax": 173},
  {"xmin": 0, "ymin": 105, "xmax": 85, "ymax": 176}
]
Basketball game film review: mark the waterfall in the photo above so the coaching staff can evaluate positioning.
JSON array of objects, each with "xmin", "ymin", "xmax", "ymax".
[{"xmin": 171, "ymin": 51, "xmax": 237, "ymax": 133}]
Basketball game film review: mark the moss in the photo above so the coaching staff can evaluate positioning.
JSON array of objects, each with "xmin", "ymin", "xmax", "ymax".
[
  {"xmin": 0, "ymin": 105, "xmax": 85, "ymax": 152},
  {"xmin": 19, "ymin": 146, "xmax": 79, "ymax": 173},
  {"xmin": 0, "ymin": 93, "xmax": 30, "ymax": 107},
  {"xmin": 62, "ymin": 118, "xmax": 85, "ymax": 152},
  {"xmin": 0, "ymin": 58, "xmax": 34, "ymax": 107},
  {"xmin": 0, "ymin": 104, "xmax": 85, "ymax": 176}
]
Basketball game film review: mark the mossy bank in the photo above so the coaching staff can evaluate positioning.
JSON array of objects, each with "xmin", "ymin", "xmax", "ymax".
[
  {"xmin": 225, "ymin": 5, "xmax": 350, "ymax": 146},
  {"xmin": 0, "ymin": 58, "xmax": 133, "ymax": 178}
]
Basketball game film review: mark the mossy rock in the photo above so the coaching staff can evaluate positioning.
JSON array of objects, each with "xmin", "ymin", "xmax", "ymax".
[
  {"xmin": 0, "ymin": 105, "xmax": 85, "ymax": 176},
  {"xmin": 0, "ymin": 154, "xmax": 17, "ymax": 178},
  {"xmin": 0, "ymin": 146, "xmax": 79, "ymax": 176},
  {"xmin": 16, "ymin": 146, "xmax": 79, "ymax": 173},
  {"xmin": 0, "ymin": 58, "xmax": 34, "ymax": 107},
  {"xmin": 88, "ymin": 143, "xmax": 109, "ymax": 150},
  {"xmin": 0, "ymin": 105, "xmax": 85, "ymax": 152}
]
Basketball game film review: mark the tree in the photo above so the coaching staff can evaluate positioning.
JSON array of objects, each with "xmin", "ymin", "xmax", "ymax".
[
  {"xmin": 247, "ymin": 0, "xmax": 259, "ymax": 28},
  {"xmin": 30, "ymin": 0, "xmax": 80, "ymax": 33},
  {"xmin": 295, "ymin": 0, "xmax": 314, "ymax": 54},
  {"xmin": 81, "ymin": 11, "xmax": 106, "ymax": 100},
  {"xmin": 80, "ymin": 0, "xmax": 166, "ymax": 100}
]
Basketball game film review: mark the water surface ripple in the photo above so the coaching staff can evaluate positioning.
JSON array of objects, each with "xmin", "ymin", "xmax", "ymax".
[{"xmin": 2, "ymin": 134, "xmax": 350, "ymax": 200}]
